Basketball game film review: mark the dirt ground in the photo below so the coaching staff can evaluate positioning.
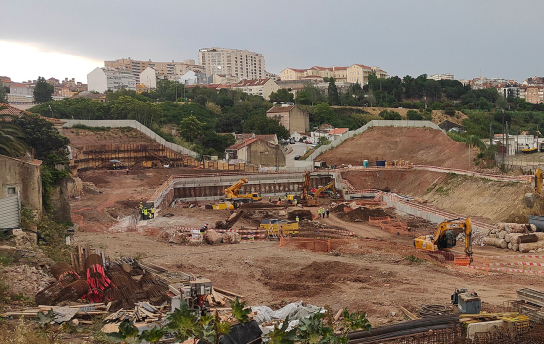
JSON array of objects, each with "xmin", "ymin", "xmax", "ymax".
[
  {"xmin": 69, "ymin": 168, "xmax": 544, "ymax": 328},
  {"xmin": 318, "ymin": 127, "xmax": 472, "ymax": 169}
]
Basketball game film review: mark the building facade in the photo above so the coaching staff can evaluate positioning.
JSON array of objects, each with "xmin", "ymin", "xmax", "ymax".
[
  {"xmin": 0, "ymin": 154, "xmax": 43, "ymax": 227},
  {"xmin": 140, "ymin": 67, "xmax": 157, "ymax": 89},
  {"xmin": 225, "ymin": 138, "xmax": 285, "ymax": 167},
  {"xmin": 266, "ymin": 105, "xmax": 310, "ymax": 134},
  {"xmin": 87, "ymin": 67, "xmax": 137, "ymax": 93},
  {"xmin": 199, "ymin": 47, "xmax": 266, "ymax": 81},
  {"xmin": 231, "ymin": 78, "xmax": 279, "ymax": 100},
  {"xmin": 105, "ymin": 58, "xmax": 205, "ymax": 84},
  {"xmin": 281, "ymin": 64, "xmax": 388, "ymax": 85}
]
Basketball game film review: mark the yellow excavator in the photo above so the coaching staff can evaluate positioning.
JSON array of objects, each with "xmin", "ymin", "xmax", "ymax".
[
  {"xmin": 306, "ymin": 181, "xmax": 337, "ymax": 207},
  {"xmin": 414, "ymin": 217, "xmax": 473, "ymax": 262},
  {"xmin": 224, "ymin": 178, "xmax": 262, "ymax": 202}
]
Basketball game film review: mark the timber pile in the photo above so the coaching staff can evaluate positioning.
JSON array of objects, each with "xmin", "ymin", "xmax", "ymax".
[
  {"xmin": 483, "ymin": 223, "xmax": 544, "ymax": 252},
  {"xmin": 1, "ymin": 303, "xmax": 109, "ymax": 324}
]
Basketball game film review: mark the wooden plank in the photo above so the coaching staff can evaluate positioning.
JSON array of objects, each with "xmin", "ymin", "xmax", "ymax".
[
  {"xmin": 400, "ymin": 306, "xmax": 418, "ymax": 320},
  {"xmin": 213, "ymin": 287, "xmax": 244, "ymax": 299},
  {"xmin": 211, "ymin": 288, "xmax": 226, "ymax": 306},
  {"xmin": 334, "ymin": 309, "xmax": 343, "ymax": 321}
]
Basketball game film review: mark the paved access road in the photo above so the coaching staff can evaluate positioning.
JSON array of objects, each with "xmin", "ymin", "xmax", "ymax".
[{"xmin": 285, "ymin": 142, "xmax": 314, "ymax": 167}]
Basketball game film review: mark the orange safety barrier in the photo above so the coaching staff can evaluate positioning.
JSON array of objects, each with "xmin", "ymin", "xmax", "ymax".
[{"xmin": 368, "ymin": 216, "xmax": 391, "ymax": 226}]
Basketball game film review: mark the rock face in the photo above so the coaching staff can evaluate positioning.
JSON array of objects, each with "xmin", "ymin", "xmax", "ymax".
[
  {"xmin": 204, "ymin": 230, "xmax": 223, "ymax": 244},
  {"xmin": 223, "ymin": 232, "xmax": 241, "ymax": 244}
]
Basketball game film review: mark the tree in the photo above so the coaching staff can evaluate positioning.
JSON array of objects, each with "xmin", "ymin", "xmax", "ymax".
[
  {"xmin": 313, "ymin": 102, "xmax": 335, "ymax": 125},
  {"xmin": 201, "ymin": 131, "xmax": 235, "ymax": 157},
  {"xmin": 215, "ymin": 113, "xmax": 243, "ymax": 133},
  {"xmin": 406, "ymin": 109, "xmax": 423, "ymax": 120},
  {"xmin": 242, "ymin": 115, "xmax": 290, "ymax": 139},
  {"xmin": 328, "ymin": 78, "xmax": 339, "ymax": 105},
  {"xmin": 33, "ymin": 76, "xmax": 54, "ymax": 103},
  {"xmin": 14, "ymin": 113, "xmax": 69, "ymax": 162},
  {"xmin": 205, "ymin": 101, "xmax": 222, "ymax": 116},
  {"xmin": 0, "ymin": 82, "xmax": 7, "ymax": 103},
  {"xmin": 110, "ymin": 96, "xmax": 162, "ymax": 126},
  {"xmin": 269, "ymin": 89, "xmax": 294, "ymax": 103},
  {"xmin": 378, "ymin": 110, "xmax": 402, "ymax": 120},
  {"xmin": 0, "ymin": 114, "xmax": 29, "ymax": 157},
  {"xmin": 179, "ymin": 115, "xmax": 205, "ymax": 141}
]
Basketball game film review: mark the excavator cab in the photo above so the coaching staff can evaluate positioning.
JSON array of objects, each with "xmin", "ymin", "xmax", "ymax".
[{"xmin": 436, "ymin": 230, "xmax": 457, "ymax": 250}]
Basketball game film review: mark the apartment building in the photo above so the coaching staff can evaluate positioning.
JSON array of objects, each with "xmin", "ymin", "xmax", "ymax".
[
  {"xmin": 104, "ymin": 58, "xmax": 204, "ymax": 84},
  {"xmin": 428, "ymin": 73, "xmax": 454, "ymax": 81},
  {"xmin": 198, "ymin": 47, "xmax": 266, "ymax": 81},
  {"xmin": 87, "ymin": 67, "xmax": 136, "ymax": 93},
  {"xmin": 231, "ymin": 78, "xmax": 279, "ymax": 100},
  {"xmin": 281, "ymin": 64, "xmax": 387, "ymax": 85}
]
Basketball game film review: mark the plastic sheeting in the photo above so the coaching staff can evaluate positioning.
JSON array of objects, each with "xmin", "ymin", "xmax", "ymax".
[{"xmin": 251, "ymin": 301, "xmax": 324, "ymax": 335}]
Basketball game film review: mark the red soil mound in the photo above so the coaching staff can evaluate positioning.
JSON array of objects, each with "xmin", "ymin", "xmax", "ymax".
[{"xmin": 318, "ymin": 127, "xmax": 471, "ymax": 169}]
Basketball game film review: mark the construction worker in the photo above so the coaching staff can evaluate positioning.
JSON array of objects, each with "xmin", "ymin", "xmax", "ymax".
[
  {"xmin": 269, "ymin": 196, "xmax": 272, "ymax": 203},
  {"xmin": 150, "ymin": 206, "xmax": 155, "ymax": 219},
  {"xmin": 296, "ymin": 216, "xmax": 299, "ymax": 223},
  {"xmin": 200, "ymin": 223, "xmax": 209, "ymax": 233},
  {"xmin": 142, "ymin": 207, "xmax": 148, "ymax": 220},
  {"xmin": 294, "ymin": 199, "xmax": 298, "ymax": 206},
  {"xmin": 326, "ymin": 208, "xmax": 330, "ymax": 218},
  {"xmin": 278, "ymin": 196, "xmax": 281, "ymax": 203}
]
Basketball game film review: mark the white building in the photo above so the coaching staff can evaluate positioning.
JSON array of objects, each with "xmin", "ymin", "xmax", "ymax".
[
  {"xmin": 178, "ymin": 71, "xmax": 207, "ymax": 85},
  {"xmin": 139, "ymin": 67, "xmax": 157, "ymax": 89},
  {"xmin": 428, "ymin": 73, "xmax": 454, "ymax": 81},
  {"xmin": 493, "ymin": 134, "xmax": 540, "ymax": 155},
  {"xmin": 87, "ymin": 67, "xmax": 136, "ymax": 93}
]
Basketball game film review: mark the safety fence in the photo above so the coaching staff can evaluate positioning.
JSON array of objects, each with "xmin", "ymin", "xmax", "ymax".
[
  {"xmin": 279, "ymin": 237, "xmax": 355, "ymax": 253},
  {"xmin": 466, "ymin": 254, "xmax": 544, "ymax": 275},
  {"xmin": 368, "ymin": 216, "xmax": 414, "ymax": 236}
]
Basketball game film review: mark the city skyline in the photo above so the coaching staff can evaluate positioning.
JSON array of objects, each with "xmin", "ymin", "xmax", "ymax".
[{"xmin": 1, "ymin": 0, "xmax": 544, "ymax": 83}]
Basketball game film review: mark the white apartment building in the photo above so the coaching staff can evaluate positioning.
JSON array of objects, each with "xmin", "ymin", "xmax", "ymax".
[
  {"xmin": 199, "ymin": 47, "xmax": 266, "ymax": 81},
  {"xmin": 105, "ymin": 58, "xmax": 205, "ymax": 84},
  {"xmin": 428, "ymin": 73, "xmax": 454, "ymax": 81},
  {"xmin": 87, "ymin": 67, "xmax": 136, "ymax": 93}
]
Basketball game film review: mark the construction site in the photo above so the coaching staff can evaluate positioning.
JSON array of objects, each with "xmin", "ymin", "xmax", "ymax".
[{"xmin": 4, "ymin": 122, "xmax": 544, "ymax": 343}]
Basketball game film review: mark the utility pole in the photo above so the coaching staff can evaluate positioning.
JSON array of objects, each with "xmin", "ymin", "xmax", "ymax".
[
  {"xmin": 506, "ymin": 121, "xmax": 509, "ymax": 167},
  {"xmin": 489, "ymin": 122, "xmax": 493, "ymax": 146}
]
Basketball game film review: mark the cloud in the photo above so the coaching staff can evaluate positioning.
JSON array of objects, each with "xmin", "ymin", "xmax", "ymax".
[{"xmin": 0, "ymin": 41, "xmax": 102, "ymax": 82}]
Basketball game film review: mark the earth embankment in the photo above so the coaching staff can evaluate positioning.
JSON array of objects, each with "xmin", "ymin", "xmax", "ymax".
[{"xmin": 318, "ymin": 127, "xmax": 471, "ymax": 169}]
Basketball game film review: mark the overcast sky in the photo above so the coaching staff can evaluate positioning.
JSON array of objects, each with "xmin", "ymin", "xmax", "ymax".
[{"xmin": 1, "ymin": 0, "xmax": 542, "ymax": 83}]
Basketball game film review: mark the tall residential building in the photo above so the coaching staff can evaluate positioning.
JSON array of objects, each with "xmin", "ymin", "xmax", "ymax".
[
  {"xmin": 198, "ymin": 47, "xmax": 266, "ymax": 81},
  {"xmin": 87, "ymin": 67, "xmax": 136, "ymax": 93},
  {"xmin": 280, "ymin": 64, "xmax": 387, "ymax": 85},
  {"xmin": 104, "ymin": 58, "xmax": 204, "ymax": 84}
]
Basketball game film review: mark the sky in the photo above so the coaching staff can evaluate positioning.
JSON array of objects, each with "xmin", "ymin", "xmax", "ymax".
[{"xmin": 1, "ymin": 0, "xmax": 543, "ymax": 83}]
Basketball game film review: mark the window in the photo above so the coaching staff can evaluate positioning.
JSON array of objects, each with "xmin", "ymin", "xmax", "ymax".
[{"xmin": 7, "ymin": 187, "xmax": 16, "ymax": 195}]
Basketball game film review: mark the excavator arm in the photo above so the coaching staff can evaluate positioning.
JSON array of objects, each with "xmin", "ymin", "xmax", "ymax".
[
  {"xmin": 225, "ymin": 178, "xmax": 248, "ymax": 199},
  {"xmin": 312, "ymin": 181, "xmax": 337, "ymax": 199},
  {"xmin": 430, "ymin": 217, "xmax": 472, "ymax": 258}
]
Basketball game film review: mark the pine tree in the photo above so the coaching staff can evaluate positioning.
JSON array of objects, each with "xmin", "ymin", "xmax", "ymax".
[{"xmin": 33, "ymin": 76, "xmax": 54, "ymax": 103}]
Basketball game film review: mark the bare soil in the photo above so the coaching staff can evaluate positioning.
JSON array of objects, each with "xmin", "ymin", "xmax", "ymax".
[
  {"xmin": 318, "ymin": 127, "xmax": 472, "ymax": 169},
  {"xmin": 63, "ymin": 127, "xmax": 155, "ymax": 148}
]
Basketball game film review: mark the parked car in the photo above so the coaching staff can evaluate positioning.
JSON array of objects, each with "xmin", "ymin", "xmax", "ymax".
[
  {"xmin": 289, "ymin": 138, "xmax": 296, "ymax": 144},
  {"xmin": 294, "ymin": 155, "xmax": 301, "ymax": 160},
  {"xmin": 304, "ymin": 140, "xmax": 312, "ymax": 144}
]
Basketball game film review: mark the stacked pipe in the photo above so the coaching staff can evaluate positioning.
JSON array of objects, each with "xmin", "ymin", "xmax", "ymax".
[
  {"xmin": 347, "ymin": 314, "xmax": 460, "ymax": 343},
  {"xmin": 484, "ymin": 223, "xmax": 544, "ymax": 252}
]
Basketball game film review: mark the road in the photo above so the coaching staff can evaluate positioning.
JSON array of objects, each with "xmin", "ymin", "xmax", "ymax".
[{"xmin": 285, "ymin": 142, "xmax": 314, "ymax": 167}]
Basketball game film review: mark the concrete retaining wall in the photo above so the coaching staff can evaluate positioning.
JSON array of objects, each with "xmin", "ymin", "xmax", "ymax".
[
  {"xmin": 307, "ymin": 120, "xmax": 443, "ymax": 162},
  {"xmin": 62, "ymin": 119, "xmax": 199, "ymax": 158}
]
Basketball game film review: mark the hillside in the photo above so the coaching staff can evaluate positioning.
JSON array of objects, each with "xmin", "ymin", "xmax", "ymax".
[
  {"xmin": 318, "ymin": 126, "xmax": 472, "ymax": 169},
  {"xmin": 63, "ymin": 127, "xmax": 156, "ymax": 149}
]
